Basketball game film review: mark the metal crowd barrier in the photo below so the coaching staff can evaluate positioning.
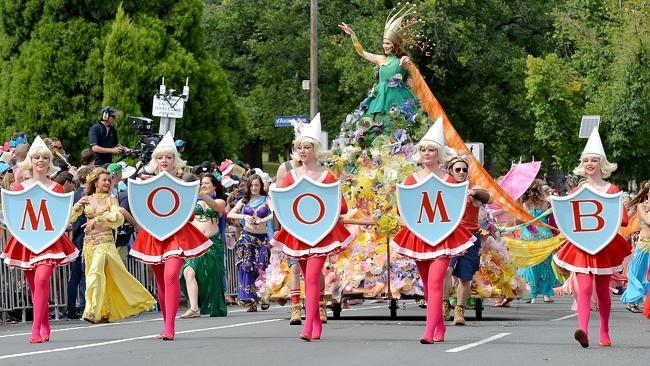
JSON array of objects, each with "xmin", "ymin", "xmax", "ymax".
[{"xmin": 1, "ymin": 221, "xmax": 240, "ymax": 325}]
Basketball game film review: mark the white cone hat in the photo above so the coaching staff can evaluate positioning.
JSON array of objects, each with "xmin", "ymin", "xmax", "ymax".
[
  {"xmin": 418, "ymin": 116, "xmax": 445, "ymax": 148},
  {"xmin": 300, "ymin": 113, "xmax": 323, "ymax": 146},
  {"xmin": 581, "ymin": 127, "xmax": 606, "ymax": 158},
  {"xmin": 27, "ymin": 135, "xmax": 48, "ymax": 157},
  {"xmin": 154, "ymin": 131, "xmax": 178, "ymax": 154}
]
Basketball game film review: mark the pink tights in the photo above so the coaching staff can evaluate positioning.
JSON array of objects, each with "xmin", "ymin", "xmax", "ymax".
[
  {"xmin": 298, "ymin": 256, "xmax": 326, "ymax": 339},
  {"xmin": 576, "ymin": 273, "xmax": 612, "ymax": 344},
  {"xmin": 25, "ymin": 265, "xmax": 55, "ymax": 342},
  {"xmin": 152, "ymin": 257, "xmax": 185, "ymax": 338},
  {"xmin": 417, "ymin": 257, "xmax": 450, "ymax": 341}
]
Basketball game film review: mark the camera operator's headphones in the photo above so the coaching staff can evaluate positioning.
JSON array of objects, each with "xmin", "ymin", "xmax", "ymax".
[{"xmin": 101, "ymin": 106, "xmax": 117, "ymax": 121}]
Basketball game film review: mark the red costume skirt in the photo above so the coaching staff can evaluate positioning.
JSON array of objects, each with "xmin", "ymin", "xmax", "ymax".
[
  {"xmin": 1, "ymin": 236, "xmax": 79, "ymax": 270},
  {"xmin": 553, "ymin": 234, "xmax": 632, "ymax": 275},
  {"xmin": 270, "ymin": 221, "xmax": 355, "ymax": 259},
  {"xmin": 129, "ymin": 223, "xmax": 212, "ymax": 265},
  {"xmin": 391, "ymin": 226, "xmax": 476, "ymax": 261}
]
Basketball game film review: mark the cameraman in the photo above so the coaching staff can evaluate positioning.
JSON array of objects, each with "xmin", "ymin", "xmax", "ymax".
[{"xmin": 89, "ymin": 106, "xmax": 129, "ymax": 166}]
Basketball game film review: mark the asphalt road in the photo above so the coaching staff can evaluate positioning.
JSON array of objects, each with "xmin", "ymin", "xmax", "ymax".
[{"xmin": 0, "ymin": 297, "xmax": 648, "ymax": 366}]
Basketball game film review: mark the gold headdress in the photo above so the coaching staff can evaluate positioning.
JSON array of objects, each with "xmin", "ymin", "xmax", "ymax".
[{"xmin": 384, "ymin": 2, "xmax": 418, "ymax": 46}]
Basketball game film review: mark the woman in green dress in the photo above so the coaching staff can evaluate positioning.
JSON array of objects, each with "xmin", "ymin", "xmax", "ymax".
[
  {"xmin": 180, "ymin": 174, "xmax": 228, "ymax": 317},
  {"xmin": 339, "ymin": 21, "xmax": 417, "ymax": 118}
]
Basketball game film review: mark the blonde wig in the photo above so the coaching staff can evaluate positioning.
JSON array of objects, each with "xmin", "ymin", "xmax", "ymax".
[
  {"xmin": 145, "ymin": 146, "xmax": 186, "ymax": 174},
  {"xmin": 572, "ymin": 154, "xmax": 618, "ymax": 179},
  {"xmin": 290, "ymin": 136, "xmax": 328, "ymax": 162},
  {"xmin": 18, "ymin": 145, "xmax": 58, "ymax": 178}
]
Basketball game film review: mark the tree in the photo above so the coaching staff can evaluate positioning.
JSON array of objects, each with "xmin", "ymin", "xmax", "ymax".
[{"xmin": 0, "ymin": 0, "xmax": 245, "ymax": 166}]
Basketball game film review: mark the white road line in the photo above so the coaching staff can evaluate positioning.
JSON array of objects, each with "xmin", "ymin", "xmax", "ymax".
[
  {"xmin": 550, "ymin": 313, "xmax": 578, "ymax": 322},
  {"xmin": 445, "ymin": 333, "xmax": 511, "ymax": 353},
  {"xmin": 0, "ymin": 317, "xmax": 164, "ymax": 339},
  {"xmin": 0, "ymin": 319, "xmax": 282, "ymax": 361},
  {"xmin": 0, "ymin": 303, "xmax": 394, "ymax": 339}
]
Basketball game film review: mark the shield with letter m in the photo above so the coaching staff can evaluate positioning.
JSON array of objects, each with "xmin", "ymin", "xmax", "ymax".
[
  {"xmin": 550, "ymin": 184, "xmax": 622, "ymax": 255},
  {"xmin": 396, "ymin": 173, "xmax": 468, "ymax": 247},
  {"xmin": 1, "ymin": 182, "xmax": 73, "ymax": 254},
  {"xmin": 270, "ymin": 176, "xmax": 341, "ymax": 247},
  {"xmin": 128, "ymin": 171, "xmax": 199, "ymax": 241}
]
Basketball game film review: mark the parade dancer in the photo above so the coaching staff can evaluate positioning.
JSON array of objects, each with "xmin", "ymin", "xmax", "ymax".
[
  {"xmin": 392, "ymin": 120, "xmax": 475, "ymax": 344},
  {"xmin": 129, "ymin": 133, "xmax": 212, "ymax": 340},
  {"xmin": 620, "ymin": 183, "xmax": 650, "ymax": 312},
  {"xmin": 1, "ymin": 136, "xmax": 79, "ymax": 343},
  {"xmin": 71, "ymin": 167, "xmax": 156, "ymax": 323},
  {"xmin": 271, "ymin": 114, "xmax": 355, "ymax": 341},
  {"xmin": 553, "ymin": 128, "xmax": 632, "ymax": 347}
]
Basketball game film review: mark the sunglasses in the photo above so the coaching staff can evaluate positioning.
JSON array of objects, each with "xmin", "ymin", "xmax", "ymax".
[
  {"xmin": 52, "ymin": 145, "xmax": 63, "ymax": 149},
  {"xmin": 453, "ymin": 167, "xmax": 468, "ymax": 173}
]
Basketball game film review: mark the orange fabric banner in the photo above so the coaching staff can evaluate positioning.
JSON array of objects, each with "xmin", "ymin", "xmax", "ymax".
[{"xmin": 408, "ymin": 66, "xmax": 535, "ymax": 223}]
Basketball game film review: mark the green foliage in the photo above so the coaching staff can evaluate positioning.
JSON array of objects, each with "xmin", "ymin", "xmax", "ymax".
[{"xmin": 0, "ymin": 0, "xmax": 245, "ymax": 166}]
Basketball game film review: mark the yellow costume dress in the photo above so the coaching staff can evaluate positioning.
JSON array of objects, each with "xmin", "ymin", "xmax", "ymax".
[{"xmin": 71, "ymin": 193, "xmax": 156, "ymax": 322}]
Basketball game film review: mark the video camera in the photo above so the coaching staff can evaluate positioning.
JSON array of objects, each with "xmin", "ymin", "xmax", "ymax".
[{"xmin": 125, "ymin": 116, "xmax": 162, "ymax": 167}]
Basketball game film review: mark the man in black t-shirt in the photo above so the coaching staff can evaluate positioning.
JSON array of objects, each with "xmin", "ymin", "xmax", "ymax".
[{"xmin": 88, "ymin": 106, "xmax": 128, "ymax": 166}]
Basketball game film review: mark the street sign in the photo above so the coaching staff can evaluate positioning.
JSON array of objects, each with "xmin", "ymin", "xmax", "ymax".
[
  {"xmin": 152, "ymin": 96, "xmax": 185, "ymax": 118},
  {"xmin": 465, "ymin": 142, "xmax": 484, "ymax": 165},
  {"xmin": 275, "ymin": 115, "xmax": 308, "ymax": 127},
  {"xmin": 579, "ymin": 115, "xmax": 600, "ymax": 138}
]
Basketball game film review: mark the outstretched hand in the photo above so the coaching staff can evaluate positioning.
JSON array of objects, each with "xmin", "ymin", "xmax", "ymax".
[
  {"xmin": 338, "ymin": 22, "xmax": 356, "ymax": 38},
  {"xmin": 400, "ymin": 56, "xmax": 412, "ymax": 68}
]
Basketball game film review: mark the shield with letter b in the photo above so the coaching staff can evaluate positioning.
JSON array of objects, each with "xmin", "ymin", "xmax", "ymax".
[
  {"xmin": 396, "ymin": 173, "xmax": 468, "ymax": 246},
  {"xmin": 128, "ymin": 171, "xmax": 199, "ymax": 241},
  {"xmin": 270, "ymin": 176, "xmax": 341, "ymax": 247},
  {"xmin": 550, "ymin": 184, "xmax": 622, "ymax": 255},
  {"xmin": 1, "ymin": 182, "xmax": 73, "ymax": 254}
]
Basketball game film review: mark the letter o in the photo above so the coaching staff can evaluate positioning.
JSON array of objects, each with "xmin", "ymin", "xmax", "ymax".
[
  {"xmin": 147, "ymin": 187, "xmax": 181, "ymax": 218},
  {"xmin": 292, "ymin": 193, "xmax": 325, "ymax": 225}
]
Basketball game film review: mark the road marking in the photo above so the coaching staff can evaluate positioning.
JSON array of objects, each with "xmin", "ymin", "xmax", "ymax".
[
  {"xmin": 0, "ymin": 319, "xmax": 282, "ymax": 361},
  {"xmin": 550, "ymin": 313, "xmax": 578, "ymax": 322},
  {"xmin": 0, "ymin": 303, "xmax": 392, "ymax": 339},
  {"xmin": 445, "ymin": 333, "xmax": 511, "ymax": 353},
  {"xmin": 0, "ymin": 317, "xmax": 164, "ymax": 339}
]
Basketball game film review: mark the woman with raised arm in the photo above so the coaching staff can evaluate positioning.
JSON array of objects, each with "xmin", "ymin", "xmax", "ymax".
[
  {"xmin": 129, "ymin": 133, "xmax": 212, "ymax": 341},
  {"xmin": 339, "ymin": 16, "xmax": 417, "ymax": 119},
  {"xmin": 1, "ymin": 136, "xmax": 79, "ymax": 344}
]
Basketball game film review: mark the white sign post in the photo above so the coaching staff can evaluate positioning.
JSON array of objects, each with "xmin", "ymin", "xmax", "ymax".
[{"xmin": 152, "ymin": 77, "xmax": 190, "ymax": 137}]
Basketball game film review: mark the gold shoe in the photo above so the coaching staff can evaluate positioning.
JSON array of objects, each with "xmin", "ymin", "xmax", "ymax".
[
  {"xmin": 319, "ymin": 301, "xmax": 328, "ymax": 323},
  {"xmin": 246, "ymin": 301, "xmax": 257, "ymax": 312},
  {"xmin": 289, "ymin": 304, "xmax": 302, "ymax": 325},
  {"xmin": 443, "ymin": 299, "xmax": 452, "ymax": 321},
  {"xmin": 453, "ymin": 305, "xmax": 465, "ymax": 326},
  {"xmin": 180, "ymin": 308, "xmax": 201, "ymax": 318}
]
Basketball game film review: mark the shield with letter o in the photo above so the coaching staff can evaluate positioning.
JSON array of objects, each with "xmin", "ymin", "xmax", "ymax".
[
  {"xmin": 128, "ymin": 171, "xmax": 199, "ymax": 241},
  {"xmin": 270, "ymin": 176, "xmax": 341, "ymax": 247},
  {"xmin": 1, "ymin": 182, "xmax": 73, "ymax": 254}
]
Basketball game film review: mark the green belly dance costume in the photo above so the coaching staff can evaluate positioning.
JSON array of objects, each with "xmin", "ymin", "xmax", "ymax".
[{"xmin": 179, "ymin": 203, "xmax": 227, "ymax": 317}]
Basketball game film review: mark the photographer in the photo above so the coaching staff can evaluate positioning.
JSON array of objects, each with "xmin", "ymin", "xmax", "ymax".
[{"xmin": 89, "ymin": 106, "xmax": 129, "ymax": 166}]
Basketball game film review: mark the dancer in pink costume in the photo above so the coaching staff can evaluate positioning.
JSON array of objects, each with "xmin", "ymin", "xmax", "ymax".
[
  {"xmin": 553, "ymin": 128, "xmax": 631, "ymax": 348},
  {"xmin": 271, "ymin": 114, "xmax": 355, "ymax": 341},
  {"xmin": 129, "ymin": 132, "xmax": 212, "ymax": 341},
  {"xmin": 1, "ymin": 136, "xmax": 79, "ymax": 343},
  {"xmin": 391, "ymin": 119, "xmax": 475, "ymax": 344}
]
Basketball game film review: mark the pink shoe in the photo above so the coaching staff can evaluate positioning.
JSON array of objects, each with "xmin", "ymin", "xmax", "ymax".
[
  {"xmin": 419, "ymin": 337, "xmax": 434, "ymax": 344},
  {"xmin": 433, "ymin": 335, "xmax": 445, "ymax": 342},
  {"xmin": 29, "ymin": 336, "xmax": 42, "ymax": 344},
  {"xmin": 299, "ymin": 333, "xmax": 311, "ymax": 342}
]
